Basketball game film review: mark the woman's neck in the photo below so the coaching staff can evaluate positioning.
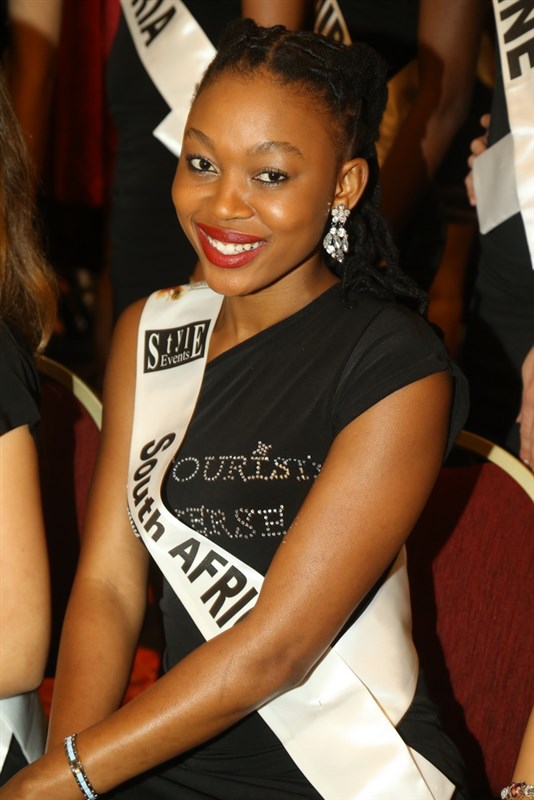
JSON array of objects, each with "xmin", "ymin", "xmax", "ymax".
[{"xmin": 209, "ymin": 264, "xmax": 338, "ymax": 360}]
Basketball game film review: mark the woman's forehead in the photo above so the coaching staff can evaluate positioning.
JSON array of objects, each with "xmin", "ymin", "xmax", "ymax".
[
  {"xmin": 188, "ymin": 73, "xmax": 335, "ymax": 153},
  {"xmin": 193, "ymin": 71, "xmax": 319, "ymax": 113}
]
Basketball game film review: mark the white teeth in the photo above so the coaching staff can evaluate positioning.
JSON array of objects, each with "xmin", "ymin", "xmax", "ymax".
[{"xmin": 205, "ymin": 232, "xmax": 263, "ymax": 255}]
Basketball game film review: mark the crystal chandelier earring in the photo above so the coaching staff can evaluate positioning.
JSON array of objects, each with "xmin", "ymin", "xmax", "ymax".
[{"xmin": 323, "ymin": 203, "xmax": 350, "ymax": 263}]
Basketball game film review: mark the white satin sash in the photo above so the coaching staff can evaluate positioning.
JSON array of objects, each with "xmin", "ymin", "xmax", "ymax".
[
  {"xmin": 473, "ymin": 0, "xmax": 534, "ymax": 267},
  {"xmin": 0, "ymin": 692, "xmax": 45, "ymax": 772},
  {"xmin": 127, "ymin": 283, "xmax": 455, "ymax": 799},
  {"xmin": 120, "ymin": 0, "xmax": 215, "ymax": 156},
  {"xmin": 314, "ymin": 0, "xmax": 351, "ymax": 44}
]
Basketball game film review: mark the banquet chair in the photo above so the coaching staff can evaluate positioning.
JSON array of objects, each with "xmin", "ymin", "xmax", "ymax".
[
  {"xmin": 35, "ymin": 356, "xmax": 102, "ymax": 683},
  {"xmin": 407, "ymin": 430, "xmax": 534, "ymax": 799}
]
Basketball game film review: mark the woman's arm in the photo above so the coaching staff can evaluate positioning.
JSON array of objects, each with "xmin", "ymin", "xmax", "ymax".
[
  {"xmin": 5, "ymin": 0, "xmax": 63, "ymax": 172},
  {"xmin": 241, "ymin": 0, "xmax": 311, "ymax": 30},
  {"xmin": 513, "ymin": 706, "xmax": 534, "ymax": 783},
  {"xmin": 0, "ymin": 424, "xmax": 50, "ymax": 697},
  {"xmin": 45, "ymin": 300, "xmax": 151, "ymax": 748},
  {"xmin": 2, "ymin": 368, "xmax": 451, "ymax": 798},
  {"xmin": 380, "ymin": 0, "xmax": 485, "ymax": 235}
]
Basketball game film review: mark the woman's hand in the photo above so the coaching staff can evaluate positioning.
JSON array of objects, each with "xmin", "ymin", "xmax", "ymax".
[
  {"xmin": 0, "ymin": 744, "xmax": 78, "ymax": 800},
  {"xmin": 465, "ymin": 113, "xmax": 490, "ymax": 206}
]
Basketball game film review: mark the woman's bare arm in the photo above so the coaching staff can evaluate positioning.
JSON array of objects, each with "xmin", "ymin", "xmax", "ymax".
[
  {"xmin": 0, "ymin": 425, "xmax": 50, "ymax": 697},
  {"xmin": 45, "ymin": 300, "xmax": 151, "ymax": 749},
  {"xmin": 5, "ymin": 0, "xmax": 63, "ymax": 172},
  {"xmin": 241, "ymin": 0, "xmax": 311, "ymax": 30},
  {"xmin": 512, "ymin": 706, "xmax": 534, "ymax": 784},
  {"xmin": 380, "ymin": 0, "xmax": 485, "ymax": 235}
]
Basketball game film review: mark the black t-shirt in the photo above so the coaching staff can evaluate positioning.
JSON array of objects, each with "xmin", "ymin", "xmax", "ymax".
[
  {"xmin": 153, "ymin": 286, "xmax": 468, "ymax": 797},
  {"xmin": 0, "ymin": 321, "xmax": 39, "ymax": 440},
  {"xmin": 163, "ymin": 286, "xmax": 465, "ymax": 580},
  {"xmin": 0, "ymin": 0, "xmax": 8, "ymax": 57}
]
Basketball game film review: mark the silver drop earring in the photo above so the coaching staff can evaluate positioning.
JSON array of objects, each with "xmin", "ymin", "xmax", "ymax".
[{"xmin": 323, "ymin": 203, "xmax": 350, "ymax": 263}]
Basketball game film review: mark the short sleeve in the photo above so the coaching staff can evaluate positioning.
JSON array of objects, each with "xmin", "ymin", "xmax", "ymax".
[
  {"xmin": 0, "ymin": 323, "xmax": 40, "ymax": 437},
  {"xmin": 331, "ymin": 304, "xmax": 469, "ymax": 454}
]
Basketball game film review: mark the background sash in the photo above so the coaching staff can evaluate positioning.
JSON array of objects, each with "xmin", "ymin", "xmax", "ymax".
[
  {"xmin": 474, "ymin": 0, "xmax": 534, "ymax": 267},
  {"xmin": 120, "ymin": 0, "xmax": 215, "ymax": 155}
]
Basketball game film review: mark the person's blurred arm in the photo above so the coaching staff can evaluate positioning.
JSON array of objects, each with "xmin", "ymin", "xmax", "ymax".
[
  {"xmin": 380, "ymin": 0, "xmax": 485, "ymax": 236},
  {"xmin": 0, "ymin": 425, "xmax": 50, "ymax": 697},
  {"xmin": 4, "ymin": 0, "xmax": 63, "ymax": 172},
  {"xmin": 241, "ymin": 0, "xmax": 311, "ymax": 30}
]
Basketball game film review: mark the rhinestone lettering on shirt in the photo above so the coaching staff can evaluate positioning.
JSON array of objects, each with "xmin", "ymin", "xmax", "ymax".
[
  {"xmin": 171, "ymin": 441, "xmax": 321, "ymax": 483},
  {"xmin": 170, "ymin": 441, "xmax": 322, "ymax": 540}
]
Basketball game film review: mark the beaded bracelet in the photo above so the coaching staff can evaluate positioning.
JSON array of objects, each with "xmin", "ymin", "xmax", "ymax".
[
  {"xmin": 64, "ymin": 734, "xmax": 99, "ymax": 800},
  {"xmin": 501, "ymin": 782, "xmax": 534, "ymax": 799}
]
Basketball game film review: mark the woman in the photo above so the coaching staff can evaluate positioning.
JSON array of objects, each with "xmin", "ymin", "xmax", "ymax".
[
  {"xmin": 1, "ymin": 21, "xmax": 468, "ymax": 800},
  {"xmin": 0, "ymin": 75, "xmax": 56, "ymax": 784}
]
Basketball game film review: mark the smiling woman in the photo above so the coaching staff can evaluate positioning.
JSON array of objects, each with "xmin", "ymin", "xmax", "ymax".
[
  {"xmin": 0, "ymin": 20, "xmax": 469, "ymax": 800},
  {"xmin": 173, "ymin": 74, "xmax": 355, "ymax": 300}
]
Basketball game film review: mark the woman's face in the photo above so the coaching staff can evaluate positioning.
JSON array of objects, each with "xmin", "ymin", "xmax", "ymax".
[{"xmin": 173, "ymin": 71, "xmax": 353, "ymax": 297}]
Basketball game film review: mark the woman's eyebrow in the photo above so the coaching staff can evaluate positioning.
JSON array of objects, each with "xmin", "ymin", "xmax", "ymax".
[
  {"xmin": 183, "ymin": 128, "xmax": 303, "ymax": 159},
  {"xmin": 248, "ymin": 141, "xmax": 303, "ymax": 158},
  {"xmin": 183, "ymin": 127, "xmax": 213, "ymax": 147}
]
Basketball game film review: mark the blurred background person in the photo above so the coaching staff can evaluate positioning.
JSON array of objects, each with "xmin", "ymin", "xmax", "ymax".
[
  {"xmin": 463, "ymin": 0, "xmax": 534, "ymax": 465},
  {"xmin": 315, "ymin": 0, "xmax": 488, "ymax": 306},
  {"xmin": 1, "ymin": 0, "xmax": 63, "ymax": 174},
  {"xmin": 0, "ymin": 72, "xmax": 56, "ymax": 785}
]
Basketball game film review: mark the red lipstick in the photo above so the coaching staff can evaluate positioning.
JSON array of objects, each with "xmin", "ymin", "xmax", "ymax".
[{"xmin": 196, "ymin": 223, "xmax": 266, "ymax": 269}]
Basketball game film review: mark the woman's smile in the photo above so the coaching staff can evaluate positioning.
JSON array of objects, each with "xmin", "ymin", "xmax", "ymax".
[{"xmin": 196, "ymin": 223, "xmax": 267, "ymax": 269}]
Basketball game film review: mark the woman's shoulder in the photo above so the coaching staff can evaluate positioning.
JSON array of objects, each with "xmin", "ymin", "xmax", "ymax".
[
  {"xmin": 0, "ymin": 317, "xmax": 26, "ymax": 356},
  {"xmin": 329, "ymin": 292, "xmax": 469, "ymax": 447},
  {"xmin": 323, "ymin": 287, "xmax": 444, "ymax": 354},
  {"xmin": 104, "ymin": 296, "xmax": 147, "ymax": 388},
  {"xmin": 359, "ymin": 294, "xmax": 444, "ymax": 350},
  {"xmin": 333, "ymin": 294, "xmax": 450, "ymax": 390},
  {"xmin": 0, "ymin": 319, "xmax": 40, "ymax": 436}
]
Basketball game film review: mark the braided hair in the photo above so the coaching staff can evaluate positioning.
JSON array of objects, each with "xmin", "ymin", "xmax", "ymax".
[{"xmin": 196, "ymin": 19, "xmax": 427, "ymax": 314}]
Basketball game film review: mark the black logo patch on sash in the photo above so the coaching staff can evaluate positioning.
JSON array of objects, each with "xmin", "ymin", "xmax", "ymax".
[{"xmin": 144, "ymin": 321, "xmax": 210, "ymax": 372}]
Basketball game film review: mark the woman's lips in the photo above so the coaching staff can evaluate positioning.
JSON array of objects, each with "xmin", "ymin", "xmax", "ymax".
[
  {"xmin": 197, "ymin": 222, "xmax": 264, "ymax": 244},
  {"xmin": 196, "ymin": 223, "xmax": 267, "ymax": 269}
]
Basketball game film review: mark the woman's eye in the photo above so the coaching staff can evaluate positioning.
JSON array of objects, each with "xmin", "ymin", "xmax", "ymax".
[
  {"xmin": 186, "ymin": 155, "xmax": 217, "ymax": 174},
  {"xmin": 254, "ymin": 169, "xmax": 288, "ymax": 185}
]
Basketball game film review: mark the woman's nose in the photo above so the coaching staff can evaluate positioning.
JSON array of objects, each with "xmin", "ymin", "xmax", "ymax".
[{"xmin": 210, "ymin": 175, "xmax": 252, "ymax": 221}]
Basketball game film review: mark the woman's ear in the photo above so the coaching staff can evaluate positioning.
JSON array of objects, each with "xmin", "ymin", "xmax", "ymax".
[{"xmin": 333, "ymin": 158, "xmax": 369, "ymax": 211}]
